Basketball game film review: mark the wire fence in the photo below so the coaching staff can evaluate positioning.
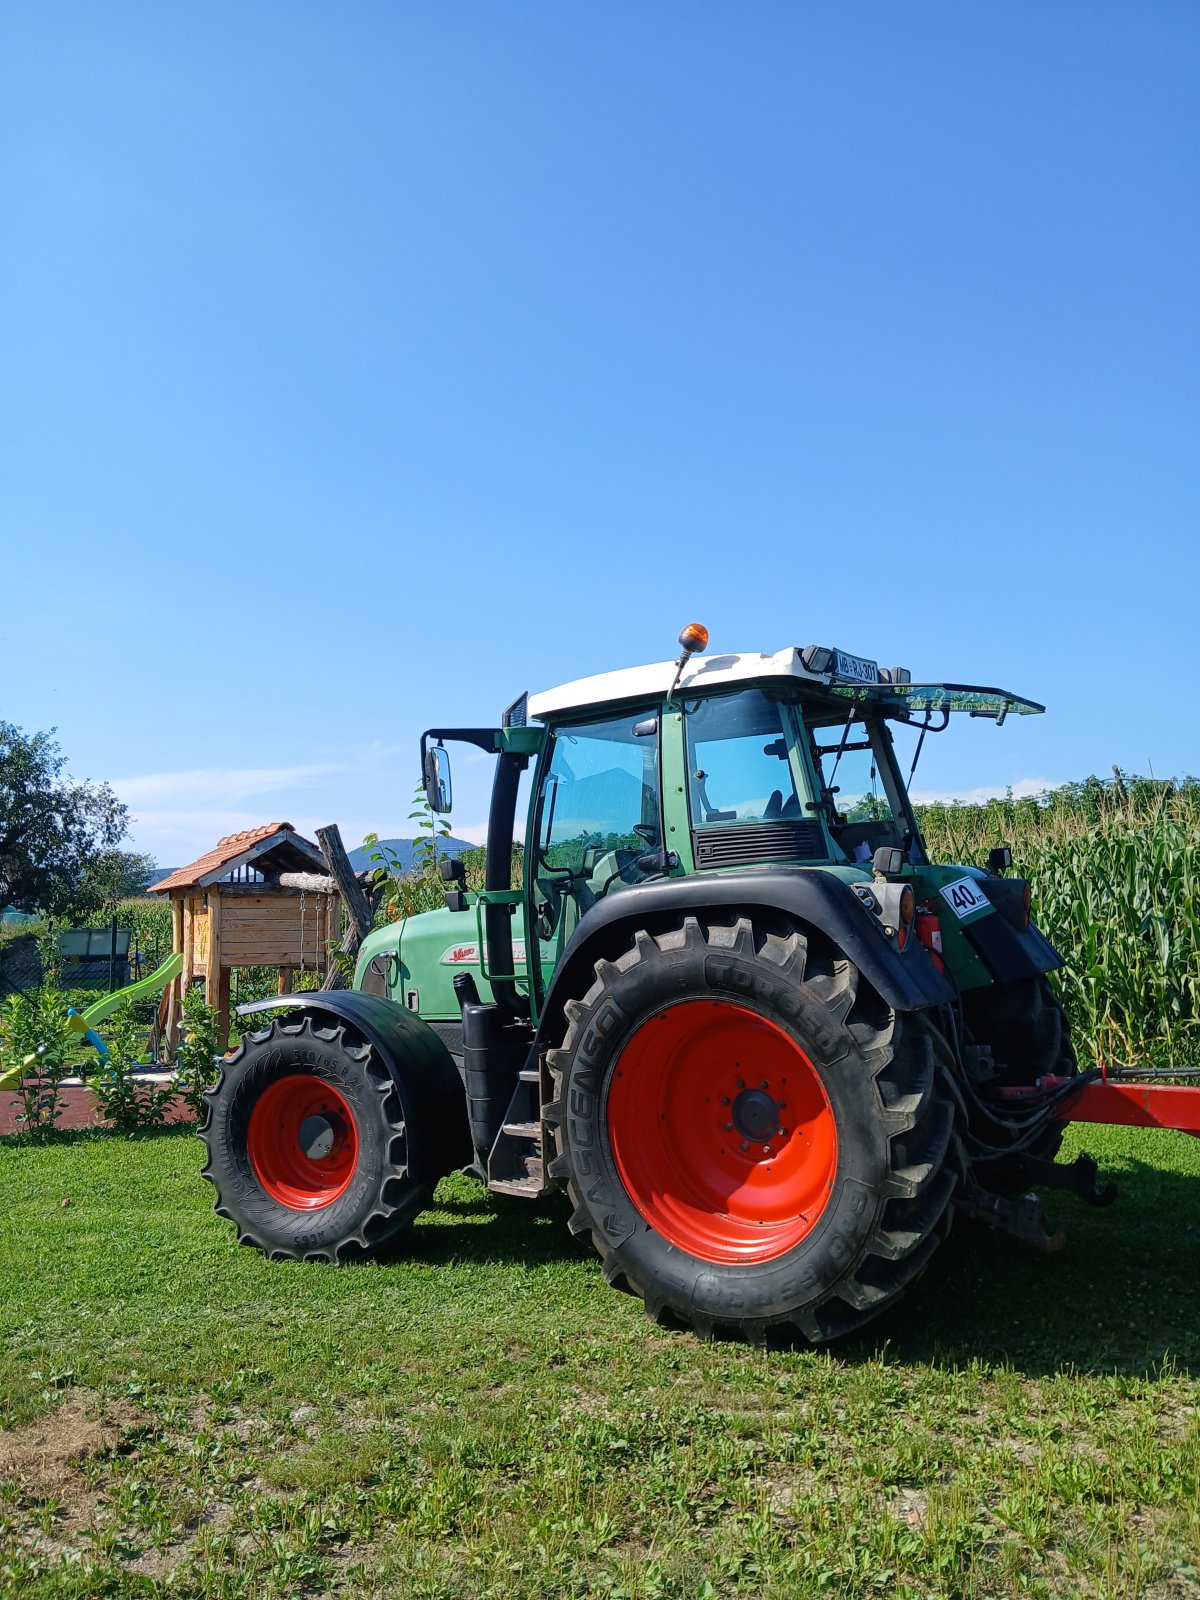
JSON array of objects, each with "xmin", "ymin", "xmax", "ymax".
[{"xmin": 0, "ymin": 917, "xmax": 176, "ymax": 1001}]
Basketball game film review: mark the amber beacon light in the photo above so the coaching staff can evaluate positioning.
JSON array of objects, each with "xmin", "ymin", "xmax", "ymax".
[{"xmin": 669, "ymin": 622, "xmax": 710, "ymax": 697}]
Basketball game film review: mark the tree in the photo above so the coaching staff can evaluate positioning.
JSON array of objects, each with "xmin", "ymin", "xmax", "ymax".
[
  {"xmin": 0, "ymin": 723, "xmax": 129, "ymax": 917},
  {"xmin": 77, "ymin": 848, "xmax": 160, "ymax": 912}
]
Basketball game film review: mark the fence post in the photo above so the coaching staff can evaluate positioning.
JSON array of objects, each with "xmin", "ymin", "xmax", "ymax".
[{"xmin": 108, "ymin": 914, "xmax": 118, "ymax": 992}]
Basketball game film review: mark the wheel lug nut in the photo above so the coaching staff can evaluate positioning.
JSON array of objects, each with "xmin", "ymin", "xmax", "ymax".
[
  {"xmin": 723, "ymin": 1122, "xmax": 732, "ymax": 1132},
  {"xmin": 736, "ymin": 1079, "xmax": 745, "ymax": 1089},
  {"xmin": 740, "ymin": 1141, "xmax": 749, "ymax": 1152},
  {"xmin": 721, "ymin": 1097, "xmax": 731, "ymax": 1106},
  {"xmin": 759, "ymin": 1080, "xmax": 768, "ymax": 1090},
  {"xmin": 762, "ymin": 1145, "xmax": 772, "ymax": 1155}
]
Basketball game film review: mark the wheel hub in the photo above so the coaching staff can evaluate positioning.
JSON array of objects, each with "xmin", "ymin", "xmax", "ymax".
[
  {"xmin": 607, "ymin": 998, "xmax": 838, "ymax": 1264},
  {"xmin": 297, "ymin": 1114, "xmax": 336, "ymax": 1161},
  {"xmin": 730, "ymin": 1086, "xmax": 782, "ymax": 1144},
  {"xmin": 246, "ymin": 1075, "xmax": 360, "ymax": 1210}
]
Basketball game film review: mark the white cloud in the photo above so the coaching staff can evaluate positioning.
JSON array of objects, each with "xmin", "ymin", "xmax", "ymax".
[
  {"xmin": 110, "ymin": 765, "xmax": 350, "ymax": 865},
  {"xmin": 112, "ymin": 764, "xmax": 341, "ymax": 807},
  {"xmin": 909, "ymin": 777, "xmax": 1060, "ymax": 807}
]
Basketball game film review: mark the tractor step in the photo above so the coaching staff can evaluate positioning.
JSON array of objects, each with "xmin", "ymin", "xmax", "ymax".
[
  {"xmin": 486, "ymin": 1130, "xmax": 544, "ymax": 1197},
  {"xmin": 488, "ymin": 1169, "xmax": 544, "ymax": 1198},
  {"xmin": 500, "ymin": 1120, "xmax": 539, "ymax": 1139},
  {"xmin": 485, "ymin": 1068, "xmax": 549, "ymax": 1198}
]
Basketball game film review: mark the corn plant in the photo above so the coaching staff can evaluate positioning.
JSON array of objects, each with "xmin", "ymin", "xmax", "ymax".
[{"xmin": 918, "ymin": 777, "xmax": 1200, "ymax": 1071}]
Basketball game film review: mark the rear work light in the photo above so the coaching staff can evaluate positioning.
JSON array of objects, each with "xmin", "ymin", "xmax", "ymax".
[{"xmin": 866, "ymin": 880, "xmax": 917, "ymax": 951}]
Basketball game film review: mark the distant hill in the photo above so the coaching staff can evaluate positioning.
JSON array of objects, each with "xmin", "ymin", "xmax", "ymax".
[
  {"xmin": 347, "ymin": 836, "xmax": 479, "ymax": 875},
  {"xmin": 143, "ymin": 867, "xmax": 177, "ymax": 888}
]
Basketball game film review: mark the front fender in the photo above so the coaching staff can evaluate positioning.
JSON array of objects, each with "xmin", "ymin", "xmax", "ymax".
[
  {"xmin": 236, "ymin": 991, "xmax": 472, "ymax": 1176},
  {"xmin": 536, "ymin": 867, "xmax": 956, "ymax": 1046}
]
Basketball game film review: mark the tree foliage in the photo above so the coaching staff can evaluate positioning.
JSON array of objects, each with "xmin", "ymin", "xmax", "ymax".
[
  {"xmin": 77, "ymin": 848, "xmax": 159, "ymax": 913},
  {"xmin": 0, "ymin": 722, "xmax": 129, "ymax": 917}
]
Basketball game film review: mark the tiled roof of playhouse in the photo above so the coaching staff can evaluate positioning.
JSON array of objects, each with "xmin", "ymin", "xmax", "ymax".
[{"xmin": 150, "ymin": 823, "xmax": 326, "ymax": 894}]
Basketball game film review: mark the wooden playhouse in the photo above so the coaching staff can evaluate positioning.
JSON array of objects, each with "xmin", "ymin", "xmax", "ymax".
[{"xmin": 150, "ymin": 822, "xmax": 341, "ymax": 1046}]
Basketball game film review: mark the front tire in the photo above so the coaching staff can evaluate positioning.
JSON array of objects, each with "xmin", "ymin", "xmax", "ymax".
[
  {"xmin": 545, "ymin": 916, "xmax": 958, "ymax": 1343},
  {"xmin": 200, "ymin": 1015, "xmax": 434, "ymax": 1261}
]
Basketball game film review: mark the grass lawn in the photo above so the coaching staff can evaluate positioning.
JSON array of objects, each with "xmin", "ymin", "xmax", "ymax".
[{"xmin": 1, "ymin": 1122, "xmax": 1198, "ymax": 1599}]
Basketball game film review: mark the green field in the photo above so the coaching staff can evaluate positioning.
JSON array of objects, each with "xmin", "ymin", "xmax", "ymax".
[{"xmin": 2, "ymin": 1123, "xmax": 1199, "ymax": 1599}]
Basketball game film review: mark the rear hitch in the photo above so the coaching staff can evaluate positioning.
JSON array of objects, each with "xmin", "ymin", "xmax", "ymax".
[
  {"xmin": 956, "ymin": 1183, "xmax": 1067, "ymax": 1253},
  {"xmin": 1017, "ymin": 1150, "xmax": 1118, "ymax": 1208}
]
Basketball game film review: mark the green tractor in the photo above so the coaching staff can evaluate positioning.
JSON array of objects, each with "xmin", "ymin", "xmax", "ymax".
[{"xmin": 200, "ymin": 626, "xmax": 1163, "ymax": 1342}]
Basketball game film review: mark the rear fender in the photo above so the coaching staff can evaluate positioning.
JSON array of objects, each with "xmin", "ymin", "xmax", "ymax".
[
  {"xmin": 237, "ymin": 992, "xmax": 472, "ymax": 1179},
  {"xmin": 534, "ymin": 868, "xmax": 956, "ymax": 1049}
]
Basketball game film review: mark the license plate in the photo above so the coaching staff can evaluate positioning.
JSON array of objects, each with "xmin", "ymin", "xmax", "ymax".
[
  {"xmin": 833, "ymin": 649, "xmax": 879, "ymax": 684},
  {"xmin": 939, "ymin": 877, "xmax": 991, "ymax": 920}
]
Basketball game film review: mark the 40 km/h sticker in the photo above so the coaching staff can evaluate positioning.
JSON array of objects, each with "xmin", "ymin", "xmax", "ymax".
[{"xmin": 938, "ymin": 877, "xmax": 992, "ymax": 920}]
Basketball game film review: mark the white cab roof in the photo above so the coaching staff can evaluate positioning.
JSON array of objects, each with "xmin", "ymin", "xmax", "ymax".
[{"xmin": 529, "ymin": 648, "xmax": 823, "ymax": 721}]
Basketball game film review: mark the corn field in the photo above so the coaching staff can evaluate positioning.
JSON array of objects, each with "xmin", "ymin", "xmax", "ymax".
[{"xmin": 918, "ymin": 778, "xmax": 1200, "ymax": 1070}]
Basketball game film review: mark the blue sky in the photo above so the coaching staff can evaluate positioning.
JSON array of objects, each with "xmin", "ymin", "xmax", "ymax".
[{"xmin": 3, "ymin": 3, "xmax": 1197, "ymax": 864}]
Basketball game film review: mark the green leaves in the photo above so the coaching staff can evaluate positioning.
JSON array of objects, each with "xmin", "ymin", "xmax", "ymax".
[
  {"xmin": 175, "ymin": 988, "xmax": 223, "ymax": 1119},
  {"xmin": 919, "ymin": 779, "xmax": 1200, "ymax": 1070}
]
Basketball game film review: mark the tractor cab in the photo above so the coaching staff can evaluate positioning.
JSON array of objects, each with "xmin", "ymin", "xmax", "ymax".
[{"xmin": 404, "ymin": 630, "xmax": 1048, "ymax": 1026}]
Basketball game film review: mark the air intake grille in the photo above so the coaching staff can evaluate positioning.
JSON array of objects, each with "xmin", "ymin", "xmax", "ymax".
[{"xmin": 693, "ymin": 820, "xmax": 825, "ymax": 869}]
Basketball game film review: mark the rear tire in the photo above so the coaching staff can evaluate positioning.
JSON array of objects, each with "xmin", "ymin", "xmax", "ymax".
[
  {"xmin": 200, "ymin": 1015, "xmax": 433, "ymax": 1261},
  {"xmin": 545, "ymin": 915, "xmax": 958, "ymax": 1343}
]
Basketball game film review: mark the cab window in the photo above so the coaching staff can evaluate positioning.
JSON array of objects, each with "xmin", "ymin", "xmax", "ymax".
[
  {"xmin": 536, "ymin": 708, "xmax": 660, "ymax": 903},
  {"xmin": 685, "ymin": 691, "xmax": 801, "ymax": 826},
  {"xmin": 809, "ymin": 714, "xmax": 908, "ymax": 864},
  {"xmin": 812, "ymin": 719, "xmax": 895, "ymax": 824}
]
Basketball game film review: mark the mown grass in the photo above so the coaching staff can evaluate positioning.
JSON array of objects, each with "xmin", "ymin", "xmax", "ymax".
[{"xmin": 2, "ymin": 1124, "xmax": 1199, "ymax": 1598}]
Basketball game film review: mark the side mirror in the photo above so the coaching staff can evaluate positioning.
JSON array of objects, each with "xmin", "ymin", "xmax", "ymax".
[
  {"xmin": 424, "ymin": 743, "xmax": 452, "ymax": 814},
  {"xmin": 986, "ymin": 845, "xmax": 1013, "ymax": 875}
]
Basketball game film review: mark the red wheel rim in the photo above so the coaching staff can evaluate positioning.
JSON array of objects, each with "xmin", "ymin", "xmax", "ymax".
[
  {"xmin": 606, "ymin": 999, "xmax": 837, "ymax": 1264},
  {"xmin": 247, "ymin": 1076, "xmax": 360, "ymax": 1210}
]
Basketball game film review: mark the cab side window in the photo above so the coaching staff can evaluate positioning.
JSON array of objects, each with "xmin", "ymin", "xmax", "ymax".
[
  {"xmin": 809, "ymin": 715, "xmax": 906, "ymax": 864},
  {"xmin": 536, "ymin": 708, "xmax": 660, "ymax": 911},
  {"xmin": 685, "ymin": 692, "xmax": 799, "ymax": 826}
]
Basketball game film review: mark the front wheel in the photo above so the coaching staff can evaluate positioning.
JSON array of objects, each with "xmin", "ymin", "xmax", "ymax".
[
  {"xmin": 200, "ymin": 1015, "xmax": 435, "ymax": 1261},
  {"xmin": 545, "ymin": 916, "xmax": 959, "ymax": 1343}
]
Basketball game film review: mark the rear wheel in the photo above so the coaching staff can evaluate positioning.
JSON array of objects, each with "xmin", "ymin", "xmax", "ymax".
[
  {"xmin": 545, "ymin": 915, "xmax": 958, "ymax": 1343},
  {"xmin": 200, "ymin": 1015, "xmax": 433, "ymax": 1261}
]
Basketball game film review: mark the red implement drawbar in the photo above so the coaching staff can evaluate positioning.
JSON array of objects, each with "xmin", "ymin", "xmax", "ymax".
[{"xmin": 1061, "ymin": 1078, "xmax": 1200, "ymax": 1139}]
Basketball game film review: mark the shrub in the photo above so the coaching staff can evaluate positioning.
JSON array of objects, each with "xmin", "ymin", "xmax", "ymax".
[
  {"xmin": 0, "ymin": 989, "xmax": 78, "ymax": 1134},
  {"xmin": 88, "ymin": 1007, "xmax": 177, "ymax": 1132},
  {"xmin": 174, "ymin": 987, "xmax": 223, "ymax": 1119}
]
